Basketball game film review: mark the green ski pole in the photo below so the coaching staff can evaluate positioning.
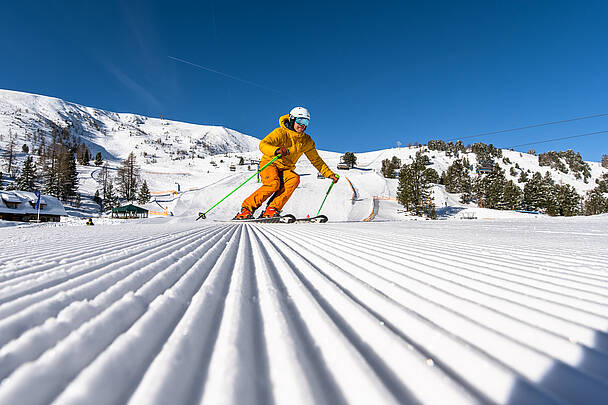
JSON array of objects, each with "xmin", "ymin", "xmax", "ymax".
[
  {"xmin": 316, "ymin": 174, "xmax": 339, "ymax": 217},
  {"xmin": 197, "ymin": 154, "xmax": 281, "ymax": 220}
]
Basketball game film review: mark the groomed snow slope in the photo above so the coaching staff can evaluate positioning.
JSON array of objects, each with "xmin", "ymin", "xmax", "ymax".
[{"xmin": 1, "ymin": 217, "xmax": 607, "ymax": 405}]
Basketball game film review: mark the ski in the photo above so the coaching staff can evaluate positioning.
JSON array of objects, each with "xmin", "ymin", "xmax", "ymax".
[
  {"xmin": 294, "ymin": 215, "xmax": 328, "ymax": 223},
  {"xmin": 207, "ymin": 214, "xmax": 326, "ymax": 224},
  {"xmin": 228, "ymin": 214, "xmax": 296, "ymax": 224}
]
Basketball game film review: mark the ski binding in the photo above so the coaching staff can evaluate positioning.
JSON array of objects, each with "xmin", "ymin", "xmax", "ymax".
[
  {"xmin": 230, "ymin": 214, "xmax": 296, "ymax": 224},
  {"xmin": 295, "ymin": 215, "xmax": 328, "ymax": 223}
]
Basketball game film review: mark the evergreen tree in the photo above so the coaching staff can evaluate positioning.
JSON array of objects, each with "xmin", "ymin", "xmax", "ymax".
[
  {"xmin": 416, "ymin": 153, "xmax": 431, "ymax": 166},
  {"xmin": 94, "ymin": 152, "xmax": 103, "ymax": 166},
  {"xmin": 474, "ymin": 164, "xmax": 507, "ymax": 209},
  {"xmin": 540, "ymin": 172, "xmax": 557, "ymax": 214},
  {"xmin": 397, "ymin": 164, "xmax": 414, "ymax": 211},
  {"xmin": 381, "ymin": 159, "xmax": 395, "ymax": 178},
  {"xmin": 523, "ymin": 172, "xmax": 545, "ymax": 211},
  {"xmin": 553, "ymin": 184, "xmax": 581, "ymax": 216},
  {"xmin": 595, "ymin": 173, "xmax": 608, "ymax": 193},
  {"xmin": 22, "ymin": 144, "xmax": 29, "ymax": 154},
  {"xmin": 423, "ymin": 167, "xmax": 440, "ymax": 184},
  {"xmin": 459, "ymin": 177, "xmax": 474, "ymax": 204},
  {"xmin": 15, "ymin": 156, "xmax": 37, "ymax": 191},
  {"xmin": 381, "ymin": 156, "xmax": 401, "ymax": 178},
  {"xmin": 43, "ymin": 156, "xmax": 60, "ymax": 198},
  {"xmin": 558, "ymin": 149, "xmax": 591, "ymax": 181},
  {"xmin": 76, "ymin": 143, "xmax": 91, "ymax": 165},
  {"xmin": 391, "ymin": 156, "xmax": 401, "ymax": 170},
  {"xmin": 342, "ymin": 152, "xmax": 357, "ymax": 168},
  {"xmin": 397, "ymin": 152, "xmax": 434, "ymax": 215},
  {"xmin": 56, "ymin": 147, "xmax": 79, "ymax": 203},
  {"xmin": 443, "ymin": 159, "xmax": 471, "ymax": 193},
  {"xmin": 116, "ymin": 152, "xmax": 140, "ymax": 201},
  {"xmin": 472, "ymin": 142, "xmax": 502, "ymax": 163},
  {"xmin": 544, "ymin": 193, "xmax": 559, "ymax": 216},
  {"xmin": 104, "ymin": 179, "xmax": 120, "ymax": 211},
  {"xmin": 93, "ymin": 189, "xmax": 103, "ymax": 211},
  {"xmin": 137, "ymin": 180, "xmax": 151, "ymax": 204},
  {"xmin": 503, "ymin": 180, "xmax": 523, "ymax": 210},
  {"xmin": 602, "ymin": 154, "xmax": 608, "ymax": 169},
  {"xmin": 67, "ymin": 148, "xmax": 80, "ymax": 202},
  {"xmin": 0, "ymin": 172, "xmax": 3, "ymax": 190},
  {"xmin": 518, "ymin": 170, "xmax": 529, "ymax": 183},
  {"xmin": 583, "ymin": 188, "xmax": 608, "ymax": 215}
]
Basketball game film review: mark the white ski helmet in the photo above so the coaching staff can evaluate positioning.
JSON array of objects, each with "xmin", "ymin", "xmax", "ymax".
[{"xmin": 289, "ymin": 106, "xmax": 310, "ymax": 121}]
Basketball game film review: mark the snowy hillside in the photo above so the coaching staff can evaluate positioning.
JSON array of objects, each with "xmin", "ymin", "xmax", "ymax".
[
  {"xmin": 0, "ymin": 88, "xmax": 260, "ymax": 165},
  {"xmin": 2, "ymin": 89, "xmax": 607, "ymax": 222},
  {"xmin": 1, "ymin": 216, "xmax": 607, "ymax": 404}
]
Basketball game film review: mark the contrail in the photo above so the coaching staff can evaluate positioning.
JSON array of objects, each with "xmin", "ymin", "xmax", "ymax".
[{"xmin": 168, "ymin": 55, "xmax": 283, "ymax": 94}]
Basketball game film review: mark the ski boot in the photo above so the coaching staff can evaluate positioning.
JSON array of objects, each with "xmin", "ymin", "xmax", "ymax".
[
  {"xmin": 234, "ymin": 207, "xmax": 254, "ymax": 220},
  {"xmin": 261, "ymin": 206, "xmax": 281, "ymax": 218}
]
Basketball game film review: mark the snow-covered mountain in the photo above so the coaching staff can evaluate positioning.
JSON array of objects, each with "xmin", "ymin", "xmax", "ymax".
[{"xmin": 0, "ymin": 89, "xmax": 260, "ymax": 165}]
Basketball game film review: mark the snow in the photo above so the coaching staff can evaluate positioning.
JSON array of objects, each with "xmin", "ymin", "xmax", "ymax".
[
  {"xmin": 2, "ymin": 89, "xmax": 608, "ymax": 404},
  {"xmin": 1, "ymin": 216, "xmax": 608, "ymax": 404}
]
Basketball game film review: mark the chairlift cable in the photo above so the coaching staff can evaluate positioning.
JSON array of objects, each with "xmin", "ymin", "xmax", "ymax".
[{"xmin": 444, "ymin": 113, "xmax": 608, "ymax": 143}]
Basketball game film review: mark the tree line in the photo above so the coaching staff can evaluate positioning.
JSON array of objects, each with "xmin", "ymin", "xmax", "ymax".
[
  {"xmin": 1, "ymin": 127, "xmax": 151, "ymax": 210},
  {"xmin": 378, "ymin": 145, "xmax": 608, "ymax": 218}
]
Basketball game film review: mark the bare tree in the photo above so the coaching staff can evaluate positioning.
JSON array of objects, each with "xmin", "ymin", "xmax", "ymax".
[
  {"xmin": 98, "ymin": 162, "xmax": 111, "ymax": 200},
  {"xmin": 116, "ymin": 152, "xmax": 140, "ymax": 201},
  {"xmin": 4, "ymin": 131, "xmax": 17, "ymax": 176}
]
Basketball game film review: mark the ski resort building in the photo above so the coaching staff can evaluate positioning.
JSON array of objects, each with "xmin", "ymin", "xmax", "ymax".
[
  {"xmin": 111, "ymin": 204, "xmax": 149, "ymax": 219},
  {"xmin": 476, "ymin": 162, "xmax": 494, "ymax": 174},
  {"xmin": 0, "ymin": 190, "xmax": 67, "ymax": 222}
]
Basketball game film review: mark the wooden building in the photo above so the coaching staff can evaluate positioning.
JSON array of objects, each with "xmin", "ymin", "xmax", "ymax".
[
  {"xmin": 0, "ymin": 191, "xmax": 67, "ymax": 222},
  {"xmin": 111, "ymin": 204, "xmax": 149, "ymax": 219}
]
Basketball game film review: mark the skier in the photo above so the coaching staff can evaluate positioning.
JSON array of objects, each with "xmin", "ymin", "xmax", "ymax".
[{"xmin": 234, "ymin": 107, "xmax": 339, "ymax": 219}]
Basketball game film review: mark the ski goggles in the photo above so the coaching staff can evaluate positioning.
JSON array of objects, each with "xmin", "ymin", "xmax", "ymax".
[{"xmin": 295, "ymin": 117, "xmax": 309, "ymax": 126}]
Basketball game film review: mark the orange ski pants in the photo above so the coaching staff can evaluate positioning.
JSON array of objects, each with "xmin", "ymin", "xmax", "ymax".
[{"xmin": 242, "ymin": 162, "xmax": 300, "ymax": 212}]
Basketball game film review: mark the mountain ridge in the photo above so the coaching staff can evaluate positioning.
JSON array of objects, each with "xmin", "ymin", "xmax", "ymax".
[{"xmin": 0, "ymin": 88, "xmax": 260, "ymax": 164}]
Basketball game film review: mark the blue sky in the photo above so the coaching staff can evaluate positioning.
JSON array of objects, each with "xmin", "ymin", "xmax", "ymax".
[{"xmin": 1, "ymin": 1, "xmax": 608, "ymax": 161}]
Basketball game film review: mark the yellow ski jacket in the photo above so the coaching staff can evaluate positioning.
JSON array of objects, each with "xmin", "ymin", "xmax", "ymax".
[{"xmin": 259, "ymin": 114, "xmax": 336, "ymax": 178}]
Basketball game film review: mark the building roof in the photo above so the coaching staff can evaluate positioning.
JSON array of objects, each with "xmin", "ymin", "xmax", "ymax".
[
  {"xmin": 1, "ymin": 193, "xmax": 22, "ymax": 203},
  {"xmin": 0, "ymin": 191, "xmax": 67, "ymax": 216},
  {"xmin": 112, "ymin": 204, "xmax": 149, "ymax": 213}
]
